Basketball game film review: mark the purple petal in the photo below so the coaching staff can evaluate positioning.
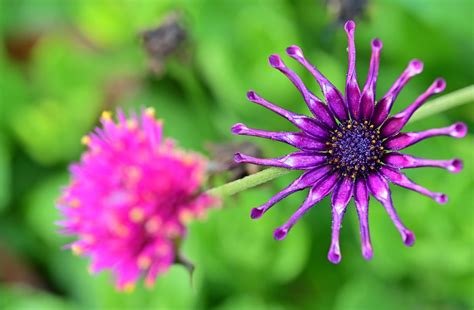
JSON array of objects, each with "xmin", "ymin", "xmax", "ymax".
[
  {"xmin": 360, "ymin": 39, "xmax": 382, "ymax": 121},
  {"xmin": 380, "ymin": 166, "xmax": 448, "ymax": 204},
  {"xmin": 383, "ymin": 152, "xmax": 463, "ymax": 173},
  {"xmin": 268, "ymin": 54, "xmax": 337, "ymax": 128},
  {"xmin": 250, "ymin": 165, "xmax": 332, "ymax": 219},
  {"xmin": 354, "ymin": 178, "xmax": 373, "ymax": 260},
  {"xmin": 231, "ymin": 123, "xmax": 326, "ymax": 151},
  {"xmin": 273, "ymin": 172, "xmax": 339, "ymax": 240},
  {"xmin": 385, "ymin": 122, "xmax": 467, "ymax": 150},
  {"xmin": 380, "ymin": 78, "xmax": 446, "ymax": 138},
  {"xmin": 344, "ymin": 20, "xmax": 361, "ymax": 120},
  {"xmin": 246, "ymin": 90, "xmax": 329, "ymax": 139},
  {"xmin": 234, "ymin": 151, "xmax": 327, "ymax": 170},
  {"xmin": 372, "ymin": 60, "xmax": 424, "ymax": 127},
  {"xmin": 367, "ymin": 172, "xmax": 415, "ymax": 246},
  {"xmin": 286, "ymin": 45, "xmax": 348, "ymax": 122},
  {"xmin": 328, "ymin": 177, "xmax": 354, "ymax": 264}
]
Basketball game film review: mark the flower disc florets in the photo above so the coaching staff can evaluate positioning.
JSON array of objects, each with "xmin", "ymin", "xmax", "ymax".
[
  {"xmin": 327, "ymin": 120, "xmax": 384, "ymax": 178},
  {"xmin": 57, "ymin": 108, "xmax": 217, "ymax": 291}
]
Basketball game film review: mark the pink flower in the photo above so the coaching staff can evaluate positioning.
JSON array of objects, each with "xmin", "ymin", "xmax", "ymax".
[{"xmin": 57, "ymin": 108, "xmax": 217, "ymax": 291}]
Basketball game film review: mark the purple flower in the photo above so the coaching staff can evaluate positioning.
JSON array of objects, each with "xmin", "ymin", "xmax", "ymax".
[
  {"xmin": 232, "ymin": 20, "xmax": 467, "ymax": 263},
  {"xmin": 57, "ymin": 108, "xmax": 218, "ymax": 291}
]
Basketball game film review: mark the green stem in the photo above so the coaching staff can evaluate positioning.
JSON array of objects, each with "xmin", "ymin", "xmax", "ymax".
[
  {"xmin": 410, "ymin": 85, "xmax": 474, "ymax": 122},
  {"xmin": 207, "ymin": 167, "xmax": 290, "ymax": 198},
  {"xmin": 207, "ymin": 85, "xmax": 474, "ymax": 198}
]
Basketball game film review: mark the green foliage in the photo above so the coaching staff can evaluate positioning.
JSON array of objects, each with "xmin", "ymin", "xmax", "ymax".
[{"xmin": 0, "ymin": 0, "xmax": 472, "ymax": 309}]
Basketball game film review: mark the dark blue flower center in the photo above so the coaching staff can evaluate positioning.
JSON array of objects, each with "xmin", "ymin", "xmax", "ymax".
[{"xmin": 326, "ymin": 120, "xmax": 384, "ymax": 178}]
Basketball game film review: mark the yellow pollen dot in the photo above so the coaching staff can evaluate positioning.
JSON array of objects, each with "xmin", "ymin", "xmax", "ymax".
[
  {"xmin": 71, "ymin": 244, "xmax": 83, "ymax": 255},
  {"xmin": 156, "ymin": 244, "xmax": 169, "ymax": 255},
  {"xmin": 369, "ymin": 125, "xmax": 374, "ymax": 129},
  {"xmin": 364, "ymin": 121, "xmax": 369, "ymax": 125},
  {"xmin": 145, "ymin": 217, "xmax": 160, "ymax": 233},
  {"xmin": 70, "ymin": 199, "xmax": 81, "ymax": 208},
  {"xmin": 379, "ymin": 146, "xmax": 384, "ymax": 150},
  {"xmin": 179, "ymin": 210, "xmax": 194, "ymax": 223},
  {"xmin": 82, "ymin": 234, "xmax": 95, "ymax": 244},
  {"xmin": 126, "ymin": 120, "xmax": 137, "ymax": 130},
  {"xmin": 328, "ymin": 150, "xmax": 333, "ymax": 154},
  {"xmin": 145, "ymin": 107, "xmax": 155, "ymax": 116},
  {"xmin": 145, "ymin": 277, "xmax": 155, "ymax": 289},
  {"xmin": 371, "ymin": 140, "xmax": 376, "ymax": 144},
  {"xmin": 101, "ymin": 111, "xmax": 112, "ymax": 121},
  {"xmin": 129, "ymin": 207, "xmax": 145, "ymax": 223},
  {"xmin": 361, "ymin": 166, "xmax": 366, "ymax": 171},
  {"xmin": 110, "ymin": 220, "xmax": 129, "ymax": 237},
  {"xmin": 123, "ymin": 282, "xmax": 135, "ymax": 293},
  {"xmin": 81, "ymin": 135, "xmax": 91, "ymax": 145},
  {"xmin": 128, "ymin": 167, "xmax": 142, "ymax": 180},
  {"xmin": 137, "ymin": 255, "xmax": 152, "ymax": 269}
]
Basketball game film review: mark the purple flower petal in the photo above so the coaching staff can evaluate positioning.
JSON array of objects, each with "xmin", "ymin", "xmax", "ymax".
[
  {"xmin": 385, "ymin": 122, "xmax": 467, "ymax": 150},
  {"xmin": 273, "ymin": 172, "xmax": 339, "ymax": 240},
  {"xmin": 268, "ymin": 54, "xmax": 337, "ymax": 128},
  {"xmin": 380, "ymin": 78, "xmax": 446, "ymax": 137},
  {"xmin": 250, "ymin": 165, "xmax": 332, "ymax": 219},
  {"xmin": 380, "ymin": 166, "xmax": 448, "ymax": 204},
  {"xmin": 367, "ymin": 172, "xmax": 415, "ymax": 246},
  {"xmin": 344, "ymin": 20, "xmax": 361, "ymax": 120},
  {"xmin": 246, "ymin": 90, "xmax": 329, "ymax": 139},
  {"xmin": 286, "ymin": 45, "xmax": 348, "ymax": 122},
  {"xmin": 383, "ymin": 152, "xmax": 463, "ymax": 173},
  {"xmin": 231, "ymin": 123, "xmax": 326, "ymax": 151},
  {"xmin": 372, "ymin": 60, "xmax": 424, "ymax": 127},
  {"xmin": 359, "ymin": 39, "xmax": 383, "ymax": 121},
  {"xmin": 328, "ymin": 177, "xmax": 354, "ymax": 264},
  {"xmin": 234, "ymin": 151, "xmax": 326, "ymax": 170},
  {"xmin": 354, "ymin": 178, "xmax": 373, "ymax": 260}
]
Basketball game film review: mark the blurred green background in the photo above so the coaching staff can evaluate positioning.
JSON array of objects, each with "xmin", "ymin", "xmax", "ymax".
[{"xmin": 0, "ymin": 0, "xmax": 473, "ymax": 309}]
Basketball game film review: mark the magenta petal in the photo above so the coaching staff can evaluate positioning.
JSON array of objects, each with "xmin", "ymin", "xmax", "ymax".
[
  {"xmin": 328, "ymin": 177, "xmax": 354, "ymax": 264},
  {"xmin": 380, "ymin": 166, "xmax": 447, "ymax": 204},
  {"xmin": 367, "ymin": 172, "xmax": 415, "ymax": 246},
  {"xmin": 234, "ymin": 151, "xmax": 326, "ymax": 170},
  {"xmin": 246, "ymin": 90, "xmax": 329, "ymax": 139},
  {"xmin": 268, "ymin": 54, "xmax": 337, "ymax": 128},
  {"xmin": 354, "ymin": 178, "xmax": 373, "ymax": 260},
  {"xmin": 344, "ymin": 20, "xmax": 361, "ymax": 120},
  {"xmin": 251, "ymin": 165, "xmax": 332, "ymax": 219},
  {"xmin": 231, "ymin": 123, "xmax": 326, "ymax": 151},
  {"xmin": 372, "ymin": 60, "xmax": 424, "ymax": 127},
  {"xmin": 359, "ymin": 39, "xmax": 383, "ymax": 121},
  {"xmin": 380, "ymin": 78, "xmax": 446, "ymax": 138},
  {"xmin": 383, "ymin": 152, "xmax": 463, "ymax": 173},
  {"xmin": 385, "ymin": 122, "xmax": 468, "ymax": 150},
  {"xmin": 274, "ymin": 172, "xmax": 339, "ymax": 240},
  {"xmin": 286, "ymin": 45, "xmax": 348, "ymax": 122}
]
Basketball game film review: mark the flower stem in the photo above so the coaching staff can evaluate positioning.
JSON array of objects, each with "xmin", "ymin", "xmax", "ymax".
[
  {"xmin": 410, "ymin": 84, "xmax": 474, "ymax": 122},
  {"xmin": 207, "ymin": 85, "xmax": 473, "ymax": 198},
  {"xmin": 207, "ymin": 167, "xmax": 290, "ymax": 198}
]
